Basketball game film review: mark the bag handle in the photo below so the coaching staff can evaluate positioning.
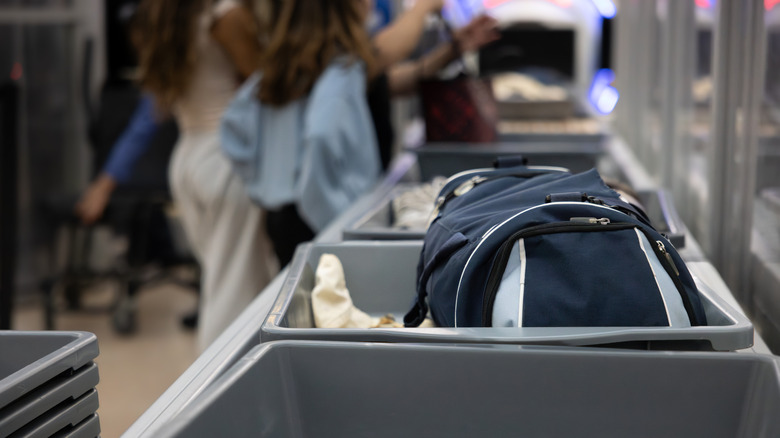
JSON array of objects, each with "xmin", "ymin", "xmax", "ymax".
[
  {"xmin": 493, "ymin": 155, "xmax": 528, "ymax": 169},
  {"xmin": 404, "ymin": 232, "xmax": 469, "ymax": 327},
  {"xmin": 545, "ymin": 192, "xmax": 589, "ymax": 203}
]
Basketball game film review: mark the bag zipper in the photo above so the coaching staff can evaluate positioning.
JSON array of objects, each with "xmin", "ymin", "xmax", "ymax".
[
  {"xmin": 643, "ymin": 233, "xmax": 700, "ymax": 325},
  {"xmin": 481, "ymin": 219, "xmax": 635, "ymax": 326},
  {"xmin": 457, "ymin": 202, "xmax": 623, "ymax": 325},
  {"xmin": 456, "ymin": 202, "xmax": 660, "ymax": 326}
]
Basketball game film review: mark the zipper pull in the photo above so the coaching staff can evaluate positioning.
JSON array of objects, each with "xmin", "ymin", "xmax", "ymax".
[
  {"xmin": 453, "ymin": 176, "xmax": 487, "ymax": 197},
  {"xmin": 435, "ymin": 176, "xmax": 488, "ymax": 217},
  {"xmin": 570, "ymin": 217, "xmax": 611, "ymax": 225},
  {"xmin": 657, "ymin": 240, "xmax": 680, "ymax": 276},
  {"xmin": 427, "ymin": 196, "xmax": 446, "ymax": 226},
  {"xmin": 433, "ymin": 195, "xmax": 446, "ymax": 211}
]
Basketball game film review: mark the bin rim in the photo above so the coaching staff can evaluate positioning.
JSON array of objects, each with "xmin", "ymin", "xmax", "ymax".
[{"xmin": 260, "ymin": 242, "xmax": 753, "ymax": 351}]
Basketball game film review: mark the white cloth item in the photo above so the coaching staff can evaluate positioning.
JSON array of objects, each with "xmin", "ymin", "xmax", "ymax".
[
  {"xmin": 492, "ymin": 72, "xmax": 567, "ymax": 102},
  {"xmin": 312, "ymin": 254, "xmax": 380, "ymax": 328},
  {"xmin": 169, "ymin": 131, "xmax": 279, "ymax": 351},
  {"xmin": 391, "ymin": 177, "xmax": 448, "ymax": 230},
  {"xmin": 311, "ymin": 254, "xmax": 435, "ymax": 329}
]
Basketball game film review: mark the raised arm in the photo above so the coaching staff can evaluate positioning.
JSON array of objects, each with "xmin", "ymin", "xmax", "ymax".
[
  {"xmin": 388, "ymin": 14, "xmax": 499, "ymax": 96},
  {"xmin": 372, "ymin": 0, "xmax": 444, "ymax": 72}
]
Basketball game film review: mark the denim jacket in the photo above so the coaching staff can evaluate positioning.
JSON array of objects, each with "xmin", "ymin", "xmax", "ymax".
[{"xmin": 220, "ymin": 59, "xmax": 380, "ymax": 232}]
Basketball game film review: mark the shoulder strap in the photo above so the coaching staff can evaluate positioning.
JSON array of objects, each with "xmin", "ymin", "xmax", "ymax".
[{"xmin": 404, "ymin": 232, "xmax": 469, "ymax": 327}]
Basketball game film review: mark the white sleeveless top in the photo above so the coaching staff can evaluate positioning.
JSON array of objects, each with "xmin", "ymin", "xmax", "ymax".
[{"xmin": 173, "ymin": 0, "xmax": 242, "ymax": 134}]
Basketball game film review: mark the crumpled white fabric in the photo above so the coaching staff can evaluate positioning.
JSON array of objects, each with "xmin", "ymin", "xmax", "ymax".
[
  {"xmin": 312, "ymin": 254, "xmax": 378, "ymax": 328},
  {"xmin": 392, "ymin": 177, "xmax": 448, "ymax": 230},
  {"xmin": 491, "ymin": 72, "xmax": 567, "ymax": 102},
  {"xmin": 312, "ymin": 254, "xmax": 435, "ymax": 329}
]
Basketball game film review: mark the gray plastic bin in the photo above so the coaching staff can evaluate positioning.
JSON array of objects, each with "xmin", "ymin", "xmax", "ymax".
[
  {"xmin": 411, "ymin": 142, "xmax": 605, "ymax": 180},
  {"xmin": 159, "ymin": 341, "xmax": 780, "ymax": 438},
  {"xmin": 496, "ymin": 98, "xmax": 577, "ymax": 119},
  {"xmin": 54, "ymin": 414, "xmax": 100, "ymax": 438},
  {"xmin": 11, "ymin": 389, "xmax": 98, "ymax": 438},
  {"xmin": 0, "ymin": 362, "xmax": 99, "ymax": 437},
  {"xmin": 0, "ymin": 331, "xmax": 99, "ymax": 410},
  {"xmin": 261, "ymin": 242, "xmax": 753, "ymax": 350},
  {"xmin": 343, "ymin": 187, "xmax": 686, "ymax": 248}
]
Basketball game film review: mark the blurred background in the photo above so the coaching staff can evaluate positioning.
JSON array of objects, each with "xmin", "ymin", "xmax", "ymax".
[{"xmin": 1, "ymin": 0, "xmax": 779, "ymax": 436}]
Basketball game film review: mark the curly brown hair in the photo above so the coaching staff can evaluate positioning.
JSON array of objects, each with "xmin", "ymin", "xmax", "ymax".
[{"xmin": 259, "ymin": 0, "xmax": 376, "ymax": 107}]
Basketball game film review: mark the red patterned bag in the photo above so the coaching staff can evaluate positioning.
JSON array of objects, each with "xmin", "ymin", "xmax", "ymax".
[{"xmin": 420, "ymin": 73, "xmax": 499, "ymax": 143}]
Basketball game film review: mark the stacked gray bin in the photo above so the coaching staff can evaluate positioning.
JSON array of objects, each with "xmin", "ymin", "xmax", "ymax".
[
  {"xmin": 410, "ymin": 141, "xmax": 607, "ymax": 180},
  {"xmin": 0, "ymin": 331, "xmax": 101, "ymax": 438},
  {"xmin": 345, "ymin": 141, "xmax": 656, "ymax": 241},
  {"xmin": 261, "ymin": 241, "xmax": 753, "ymax": 351},
  {"xmin": 158, "ymin": 341, "xmax": 780, "ymax": 438},
  {"xmin": 343, "ymin": 186, "xmax": 687, "ymax": 248}
]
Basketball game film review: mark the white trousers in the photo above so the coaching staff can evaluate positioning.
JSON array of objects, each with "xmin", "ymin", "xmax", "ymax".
[{"xmin": 169, "ymin": 131, "xmax": 279, "ymax": 351}]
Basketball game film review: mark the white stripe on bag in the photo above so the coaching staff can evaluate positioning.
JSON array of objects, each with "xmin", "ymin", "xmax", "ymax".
[
  {"xmin": 634, "ymin": 229, "xmax": 672, "ymax": 326},
  {"xmin": 517, "ymin": 239, "xmax": 527, "ymax": 327}
]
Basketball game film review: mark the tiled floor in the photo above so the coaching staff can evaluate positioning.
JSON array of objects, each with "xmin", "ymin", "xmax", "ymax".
[{"xmin": 13, "ymin": 282, "xmax": 200, "ymax": 438}]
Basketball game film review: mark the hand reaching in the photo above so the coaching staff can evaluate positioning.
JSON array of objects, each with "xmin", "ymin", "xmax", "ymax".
[
  {"xmin": 75, "ymin": 173, "xmax": 117, "ymax": 225},
  {"xmin": 454, "ymin": 14, "xmax": 500, "ymax": 53}
]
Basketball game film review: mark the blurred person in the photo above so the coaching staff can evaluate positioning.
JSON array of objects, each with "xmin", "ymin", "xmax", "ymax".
[
  {"xmin": 75, "ymin": 94, "xmax": 160, "ymax": 225},
  {"xmin": 369, "ymin": 0, "xmax": 499, "ymax": 94},
  {"xmin": 222, "ymin": 0, "xmax": 497, "ymax": 264},
  {"xmin": 366, "ymin": 0, "xmax": 500, "ymax": 168},
  {"xmin": 73, "ymin": 1, "xmax": 494, "ymax": 222},
  {"xmin": 222, "ymin": 0, "xmax": 382, "ymax": 267},
  {"xmin": 384, "ymin": 14, "xmax": 500, "ymax": 95},
  {"xmin": 132, "ymin": 0, "xmax": 279, "ymax": 350}
]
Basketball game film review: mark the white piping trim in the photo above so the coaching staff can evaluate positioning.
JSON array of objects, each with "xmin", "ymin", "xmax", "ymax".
[
  {"xmin": 524, "ymin": 165, "xmax": 572, "ymax": 173},
  {"xmin": 442, "ymin": 168, "xmax": 494, "ymax": 186},
  {"xmin": 517, "ymin": 239, "xmax": 527, "ymax": 327},
  {"xmin": 442, "ymin": 166, "xmax": 569, "ymax": 190},
  {"xmin": 455, "ymin": 201, "xmax": 630, "ymax": 325},
  {"xmin": 634, "ymin": 229, "xmax": 672, "ymax": 325}
]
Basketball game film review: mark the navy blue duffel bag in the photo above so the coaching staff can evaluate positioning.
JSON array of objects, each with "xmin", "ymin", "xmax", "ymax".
[{"xmin": 404, "ymin": 164, "xmax": 708, "ymax": 328}]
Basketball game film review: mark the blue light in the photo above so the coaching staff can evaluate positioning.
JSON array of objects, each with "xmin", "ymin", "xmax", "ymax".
[
  {"xmin": 441, "ymin": 0, "xmax": 487, "ymax": 27},
  {"xmin": 591, "ymin": 0, "xmax": 617, "ymax": 18},
  {"xmin": 596, "ymin": 87, "xmax": 620, "ymax": 114},
  {"xmin": 589, "ymin": 68, "xmax": 619, "ymax": 115}
]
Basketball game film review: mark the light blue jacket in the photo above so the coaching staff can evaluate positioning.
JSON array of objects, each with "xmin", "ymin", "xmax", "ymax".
[{"xmin": 220, "ymin": 59, "xmax": 381, "ymax": 232}]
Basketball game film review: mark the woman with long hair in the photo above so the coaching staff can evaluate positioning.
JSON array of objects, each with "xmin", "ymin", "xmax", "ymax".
[
  {"xmin": 134, "ymin": 0, "xmax": 278, "ymax": 350},
  {"xmin": 221, "ymin": 0, "xmax": 382, "ymax": 266}
]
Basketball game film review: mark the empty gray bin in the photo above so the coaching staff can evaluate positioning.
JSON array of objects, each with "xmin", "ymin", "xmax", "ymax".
[
  {"xmin": 411, "ymin": 142, "xmax": 605, "ymax": 180},
  {"xmin": 496, "ymin": 98, "xmax": 577, "ymax": 119},
  {"xmin": 11, "ymin": 389, "xmax": 98, "ymax": 438},
  {"xmin": 0, "ymin": 331, "xmax": 99, "ymax": 411},
  {"xmin": 0, "ymin": 363, "xmax": 99, "ymax": 437},
  {"xmin": 159, "ymin": 341, "xmax": 780, "ymax": 438},
  {"xmin": 343, "ymin": 187, "xmax": 686, "ymax": 248},
  {"xmin": 261, "ymin": 241, "xmax": 753, "ymax": 351}
]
